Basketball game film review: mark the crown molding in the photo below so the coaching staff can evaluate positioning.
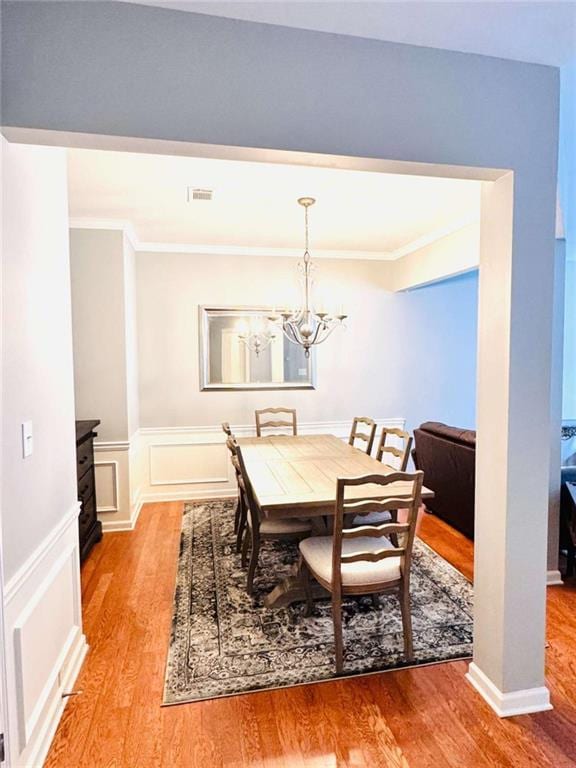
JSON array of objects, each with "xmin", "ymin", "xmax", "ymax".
[
  {"xmin": 138, "ymin": 241, "xmax": 393, "ymax": 260},
  {"xmin": 388, "ymin": 216, "xmax": 480, "ymax": 261},
  {"xmin": 69, "ymin": 217, "xmax": 139, "ymax": 250},
  {"xmin": 68, "ymin": 216, "xmax": 479, "ymax": 262}
]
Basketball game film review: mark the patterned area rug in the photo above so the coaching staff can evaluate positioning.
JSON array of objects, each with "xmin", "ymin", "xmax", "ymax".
[{"xmin": 163, "ymin": 500, "xmax": 473, "ymax": 705}]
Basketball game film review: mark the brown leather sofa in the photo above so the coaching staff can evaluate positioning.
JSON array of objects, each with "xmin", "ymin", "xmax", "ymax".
[{"xmin": 412, "ymin": 422, "xmax": 476, "ymax": 539}]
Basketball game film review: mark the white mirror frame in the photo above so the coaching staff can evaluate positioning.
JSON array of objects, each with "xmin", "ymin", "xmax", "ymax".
[{"xmin": 199, "ymin": 305, "xmax": 317, "ymax": 391}]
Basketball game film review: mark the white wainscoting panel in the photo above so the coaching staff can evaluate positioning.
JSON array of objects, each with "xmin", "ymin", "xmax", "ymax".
[
  {"xmin": 149, "ymin": 442, "xmax": 229, "ymax": 487},
  {"xmin": 94, "ymin": 440, "xmax": 142, "ymax": 532},
  {"xmin": 136, "ymin": 419, "xmax": 406, "ymax": 504},
  {"xmin": 3, "ymin": 503, "xmax": 87, "ymax": 767},
  {"xmin": 94, "ymin": 460, "xmax": 119, "ymax": 512}
]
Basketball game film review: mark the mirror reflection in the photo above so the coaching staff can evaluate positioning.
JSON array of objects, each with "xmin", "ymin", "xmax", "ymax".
[{"xmin": 200, "ymin": 307, "xmax": 315, "ymax": 390}]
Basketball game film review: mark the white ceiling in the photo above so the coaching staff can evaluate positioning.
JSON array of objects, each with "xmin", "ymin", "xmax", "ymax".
[
  {"xmin": 67, "ymin": 148, "xmax": 481, "ymax": 258},
  {"xmin": 122, "ymin": 1, "xmax": 576, "ymax": 67}
]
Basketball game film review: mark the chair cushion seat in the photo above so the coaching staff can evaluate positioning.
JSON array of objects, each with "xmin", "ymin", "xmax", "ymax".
[
  {"xmin": 352, "ymin": 510, "xmax": 392, "ymax": 526},
  {"xmin": 251, "ymin": 516, "xmax": 312, "ymax": 535},
  {"xmin": 299, "ymin": 535, "xmax": 401, "ymax": 588}
]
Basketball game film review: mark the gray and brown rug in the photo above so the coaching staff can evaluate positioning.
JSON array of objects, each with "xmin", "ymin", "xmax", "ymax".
[{"xmin": 163, "ymin": 500, "xmax": 473, "ymax": 705}]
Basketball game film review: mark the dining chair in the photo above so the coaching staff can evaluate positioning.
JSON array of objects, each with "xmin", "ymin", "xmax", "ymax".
[
  {"xmin": 352, "ymin": 428, "xmax": 414, "ymax": 528},
  {"xmin": 224, "ymin": 434, "xmax": 247, "ymax": 550},
  {"xmin": 221, "ymin": 422, "xmax": 233, "ymax": 437},
  {"xmin": 299, "ymin": 470, "xmax": 424, "ymax": 673},
  {"xmin": 235, "ymin": 444, "xmax": 312, "ymax": 595},
  {"xmin": 376, "ymin": 428, "xmax": 413, "ymax": 471},
  {"xmin": 348, "ymin": 416, "xmax": 377, "ymax": 455},
  {"xmin": 255, "ymin": 407, "xmax": 297, "ymax": 437}
]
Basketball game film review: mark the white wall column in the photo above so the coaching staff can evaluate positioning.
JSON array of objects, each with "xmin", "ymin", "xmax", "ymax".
[{"xmin": 468, "ymin": 173, "xmax": 554, "ymax": 716}]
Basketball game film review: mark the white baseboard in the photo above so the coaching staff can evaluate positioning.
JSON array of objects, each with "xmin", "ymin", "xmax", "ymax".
[
  {"xmin": 466, "ymin": 662, "xmax": 553, "ymax": 717},
  {"xmin": 140, "ymin": 488, "xmax": 237, "ymax": 504},
  {"xmin": 546, "ymin": 569, "xmax": 563, "ymax": 586},
  {"xmin": 101, "ymin": 494, "xmax": 143, "ymax": 532}
]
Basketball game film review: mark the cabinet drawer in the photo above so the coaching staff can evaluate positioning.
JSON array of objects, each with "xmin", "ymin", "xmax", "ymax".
[
  {"xmin": 78, "ymin": 471, "xmax": 95, "ymax": 507},
  {"xmin": 79, "ymin": 494, "xmax": 96, "ymax": 535},
  {"xmin": 77, "ymin": 437, "xmax": 93, "ymax": 478}
]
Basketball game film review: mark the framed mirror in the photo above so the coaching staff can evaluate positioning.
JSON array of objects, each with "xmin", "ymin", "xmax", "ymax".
[{"xmin": 199, "ymin": 306, "xmax": 316, "ymax": 391}]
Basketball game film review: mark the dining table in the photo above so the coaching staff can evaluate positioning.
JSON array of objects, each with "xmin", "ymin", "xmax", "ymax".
[{"xmin": 237, "ymin": 433, "xmax": 434, "ymax": 608}]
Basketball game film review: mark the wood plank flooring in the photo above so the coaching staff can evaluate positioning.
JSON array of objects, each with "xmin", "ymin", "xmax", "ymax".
[{"xmin": 45, "ymin": 502, "xmax": 576, "ymax": 768}]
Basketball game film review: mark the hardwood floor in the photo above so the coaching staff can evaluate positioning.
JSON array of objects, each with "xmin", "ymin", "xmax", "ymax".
[{"xmin": 45, "ymin": 502, "xmax": 576, "ymax": 768}]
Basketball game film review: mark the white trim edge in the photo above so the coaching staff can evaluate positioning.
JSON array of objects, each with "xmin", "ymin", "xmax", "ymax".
[
  {"xmin": 4, "ymin": 502, "xmax": 80, "ymax": 605},
  {"xmin": 138, "ymin": 418, "xmax": 406, "ymax": 439},
  {"xmin": 466, "ymin": 662, "xmax": 553, "ymax": 717},
  {"xmin": 94, "ymin": 440, "xmax": 131, "ymax": 453},
  {"xmin": 100, "ymin": 495, "xmax": 143, "ymax": 533},
  {"xmin": 546, "ymin": 569, "xmax": 564, "ymax": 586},
  {"xmin": 139, "ymin": 489, "xmax": 237, "ymax": 504},
  {"xmin": 68, "ymin": 216, "xmax": 478, "ymax": 263}
]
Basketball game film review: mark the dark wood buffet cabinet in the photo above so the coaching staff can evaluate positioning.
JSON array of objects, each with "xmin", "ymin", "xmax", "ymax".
[{"xmin": 75, "ymin": 420, "xmax": 102, "ymax": 562}]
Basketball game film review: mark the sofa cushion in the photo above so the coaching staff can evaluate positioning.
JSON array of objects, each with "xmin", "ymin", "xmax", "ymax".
[{"xmin": 419, "ymin": 421, "xmax": 476, "ymax": 447}]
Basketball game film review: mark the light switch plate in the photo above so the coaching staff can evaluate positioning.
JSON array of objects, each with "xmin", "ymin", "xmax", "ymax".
[{"xmin": 22, "ymin": 421, "xmax": 33, "ymax": 458}]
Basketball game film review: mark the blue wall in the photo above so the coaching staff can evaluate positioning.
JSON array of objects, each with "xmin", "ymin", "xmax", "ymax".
[{"xmin": 392, "ymin": 270, "xmax": 478, "ymax": 433}]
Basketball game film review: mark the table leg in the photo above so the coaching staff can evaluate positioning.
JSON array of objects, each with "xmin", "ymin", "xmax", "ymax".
[{"xmin": 263, "ymin": 557, "xmax": 328, "ymax": 609}]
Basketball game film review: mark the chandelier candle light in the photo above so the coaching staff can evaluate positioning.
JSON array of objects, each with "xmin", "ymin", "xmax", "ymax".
[
  {"xmin": 236, "ymin": 316, "xmax": 277, "ymax": 357},
  {"xmin": 269, "ymin": 197, "xmax": 347, "ymax": 357}
]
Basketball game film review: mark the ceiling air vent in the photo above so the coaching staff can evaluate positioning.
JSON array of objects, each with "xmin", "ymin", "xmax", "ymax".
[{"xmin": 187, "ymin": 187, "xmax": 214, "ymax": 202}]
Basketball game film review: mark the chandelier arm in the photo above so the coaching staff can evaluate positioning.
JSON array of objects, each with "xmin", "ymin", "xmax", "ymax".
[
  {"xmin": 306, "ymin": 322, "xmax": 341, "ymax": 347},
  {"xmin": 281, "ymin": 322, "xmax": 300, "ymax": 345},
  {"xmin": 308, "ymin": 321, "xmax": 325, "ymax": 347}
]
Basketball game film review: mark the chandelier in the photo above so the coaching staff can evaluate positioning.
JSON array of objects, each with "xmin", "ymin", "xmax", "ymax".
[
  {"xmin": 269, "ymin": 197, "xmax": 347, "ymax": 357},
  {"xmin": 236, "ymin": 316, "xmax": 276, "ymax": 357}
]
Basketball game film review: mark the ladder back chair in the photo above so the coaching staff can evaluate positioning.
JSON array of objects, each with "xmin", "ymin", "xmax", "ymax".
[
  {"xmin": 235, "ymin": 444, "xmax": 312, "ymax": 595},
  {"xmin": 376, "ymin": 427, "xmax": 413, "ymax": 471},
  {"xmin": 221, "ymin": 422, "xmax": 233, "ymax": 437},
  {"xmin": 299, "ymin": 471, "xmax": 424, "ymax": 673},
  {"xmin": 255, "ymin": 407, "xmax": 297, "ymax": 437},
  {"xmin": 353, "ymin": 427, "xmax": 415, "ymax": 528},
  {"xmin": 348, "ymin": 416, "xmax": 377, "ymax": 455},
  {"xmin": 224, "ymin": 434, "xmax": 247, "ymax": 551}
]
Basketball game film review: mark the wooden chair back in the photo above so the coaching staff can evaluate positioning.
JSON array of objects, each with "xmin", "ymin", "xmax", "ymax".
[
  {"xmin": 255, "ymin": 407, "xmax": 297, "ymax": 437},
  {"xmin": 376, "ymin": 428, "xmax": 413, "ymax": 471},
  {"xmin": 225, "ymin": 435, "xmax": 241, "ymax": 478},
  {"xmin": 348, "ymin": 417, "xmax": 377, "ymax": 454},
  {"xmin": 332, "ymin": 471, "xmax": 424, "ymax": 594},
  {"xmin": 234, "ymin": 444, "xmax": 261, "ymax": 526},
  {"xmin": 221, "ymin": 422, "xmax": 233, "ymax": 437}
]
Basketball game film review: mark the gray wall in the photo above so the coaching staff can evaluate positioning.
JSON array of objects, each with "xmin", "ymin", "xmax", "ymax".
[
  {"xmin": 2, "ymin": 142, "xmax": 78, "ymax": 580},
  {"xmin": 70, "ymin": 229, "xmax": 140, "ymax": 442},
  {"xmin": 136, "ymin": 250, "xmax": 478, "ymax": 432},
  {"xmin": 124, "ymin": 237, "xmax": 140, "ymax": 437},
  {"xmin": 2, "ymin": 2, "xmax": 558, "ymax": 171}
]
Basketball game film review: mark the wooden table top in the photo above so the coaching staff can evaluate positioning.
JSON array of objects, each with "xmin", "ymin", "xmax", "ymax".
[{"xmin": 237, "ymin": 434, "xmax": 433, "ymax": 518}]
